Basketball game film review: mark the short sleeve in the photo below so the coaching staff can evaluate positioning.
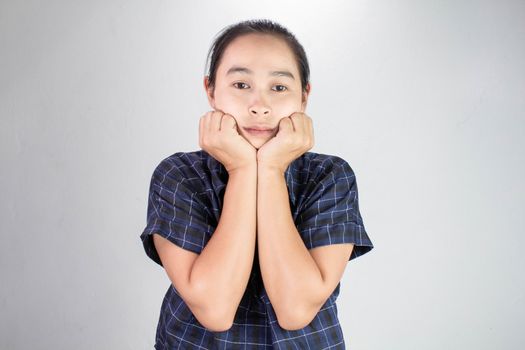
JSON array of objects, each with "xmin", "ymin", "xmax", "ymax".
[
  {"xmin": 140, "ymin": 158, "xmax": 213, "ymax": 267},
  {"xmin": 296, "ymin": 159, "xmax": 374, "ymax": 261}
]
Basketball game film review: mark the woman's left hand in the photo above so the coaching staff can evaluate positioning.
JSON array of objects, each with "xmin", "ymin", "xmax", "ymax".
[{"xmin": 257, "ymin": 112, "xmax": 314, "ymax": 174}]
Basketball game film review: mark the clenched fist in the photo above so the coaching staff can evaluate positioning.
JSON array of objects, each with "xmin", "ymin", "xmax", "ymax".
[{"xmin": 199, "ymin": 110, "xmax": 257, "ymax": 173}]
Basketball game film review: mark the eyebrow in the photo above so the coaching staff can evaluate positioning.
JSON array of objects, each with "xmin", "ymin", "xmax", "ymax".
[{"xmin": 226, "ymin": 65, "xmax": 296, "ymax": 80}]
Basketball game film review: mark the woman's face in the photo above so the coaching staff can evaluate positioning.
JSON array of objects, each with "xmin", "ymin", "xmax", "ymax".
[{"xmin": 204, "ymin": 33, "xmax": 311, "ymax": 150}]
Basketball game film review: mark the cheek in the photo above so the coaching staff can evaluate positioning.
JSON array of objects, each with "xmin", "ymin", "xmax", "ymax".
[
  {"xmin": 214, "ymin": 90, "xmax": 245, "ymax": 111},
  {"xmin": 274, "ymin": 105, "xmax": 296, "ymax": 115},
  {"xmin": 214, "ymin": 89, "xmax": 303, "ymax": 116},
  {"xmin": 271, "ymin": 96, "xmax": 302, "ymax": 115}
]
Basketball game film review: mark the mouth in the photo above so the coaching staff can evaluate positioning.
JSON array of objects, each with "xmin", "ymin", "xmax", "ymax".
[{"xmin": 243, "ymin": 127, "xmax": 276, "ymax": 136}]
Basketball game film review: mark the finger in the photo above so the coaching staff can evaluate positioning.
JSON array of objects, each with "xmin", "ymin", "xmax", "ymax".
[
  {"xmin": 302, "ymin": 113, "xmax": 308, "ymax": 138},
  {"xmin": 212, "ymin": 110, "xmax": 223, "ymax": 131},
  {"xmin": 204, "ymin": 110, "xmax": 213, "ymax": 133},
  {"xmin": 222, "ymin": 114, "xmax": 237, "ymax": 132},
  {"xmin": 291, "ymin": 113, "xmax": 308, "ymax": 145},
  {"xmin": 295, "ymin": 112, "xmax": 306, "ymax": 135},
  {"xmin": 307, "ymin": 116, "xmax": 314, "ymax": 146},
  {"xmin": 285, "ymin": 115, "xmax": 297, "ymax": 132},
  {"xmin": 279, "ymin": 117, "xmax": 294, "ymax": 133},
  {"xmin": 299, "ymin": 113, "xmax": 310, "ymax": 139}
]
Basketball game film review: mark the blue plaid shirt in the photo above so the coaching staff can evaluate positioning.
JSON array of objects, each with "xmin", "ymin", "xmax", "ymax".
[{"xmin": 140, "ymin": 150, "xmax": 374, "ymax": 349}]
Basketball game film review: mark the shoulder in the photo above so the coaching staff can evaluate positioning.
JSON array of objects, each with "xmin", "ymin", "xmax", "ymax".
[
  {"xmin": 150, "ymin": 150, "xmax": 226, "ymax": 197},
  {"xmin": 153, "ymin": 149, "xmax": 219, "ymax": 180},
  {"xmin": 293, "ymin": 151, "xmax": 355, "ymax": 183}
]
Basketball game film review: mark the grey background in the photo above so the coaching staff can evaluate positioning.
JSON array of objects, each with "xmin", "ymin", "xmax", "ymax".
[{"xmin": 1, "ymin": 0, "xmax": 524, "ymax": 349}]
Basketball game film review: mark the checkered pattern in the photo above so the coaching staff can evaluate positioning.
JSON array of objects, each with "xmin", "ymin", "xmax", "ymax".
[{"xmin": 140, "ymin": 150, "xmax": 374, "ymax": 349}]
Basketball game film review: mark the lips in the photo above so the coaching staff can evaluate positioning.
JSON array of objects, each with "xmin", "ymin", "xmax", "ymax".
[
  {"xmin": 243, "ymin": 126, "xmax": 275, "ymax": 131},
  {"xmin": 243, "ymin": 126, "xmax": 276, "ymax": 136}
]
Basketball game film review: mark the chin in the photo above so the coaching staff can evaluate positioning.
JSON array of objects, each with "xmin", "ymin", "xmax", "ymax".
[{"xmin": 252, "ymin": 139, "xmax": 270, "ymax": 149}]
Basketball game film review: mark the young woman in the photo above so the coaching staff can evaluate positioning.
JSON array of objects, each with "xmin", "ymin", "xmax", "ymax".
[{"xmin": 140, "ymin": 19, "xmax": 374, "ymax": 349}]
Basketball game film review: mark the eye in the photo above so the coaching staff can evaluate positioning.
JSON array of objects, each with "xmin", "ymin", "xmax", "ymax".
[
  {"xmin": 233, "ymin": 82, "xmax": 249, "ymax": 89},
  {"xmin": 272, "ymin": 85, "xmax": 288, "ymax": 92}
]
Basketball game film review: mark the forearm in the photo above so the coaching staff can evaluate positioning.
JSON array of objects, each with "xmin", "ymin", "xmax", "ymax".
[
  {"xmin": 256, "ymin": 166, "xmax": 324, "ymax": 328},
  {"xmin": 190, "ymin": 165, "xmax": 257, "ymax": 321}
]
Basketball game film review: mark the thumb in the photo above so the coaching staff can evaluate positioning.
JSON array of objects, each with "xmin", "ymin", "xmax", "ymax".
[
  {"xmin": 221, "ymin": 114, "xmax": 238, "ymax": 131},
  {"xmin": 279, "ymin": 117, "xmax": 294, "ymax": 133}
]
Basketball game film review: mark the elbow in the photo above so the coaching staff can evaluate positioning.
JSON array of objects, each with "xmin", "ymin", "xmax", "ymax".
[
  {"xmin": 188, "ymin": 281, "xmax": 236, "ymax": 332},
  {"xmin": 276, "ymin": 305, "xmax": 315, "ymax": 331},
  {"xmin": 193, "ymin": 307, "xmax": 234, "ymax": 332},
  {"xmin": 201, "ymin": 318, "xmax": 234, "ymax": 333},
  {"xmin": 270, "ymin": 289, "xmax": 321, "ymax": 331},
  {"xmin": 189, "ymin": 293, "xmax": 235, "ymax": 332}
]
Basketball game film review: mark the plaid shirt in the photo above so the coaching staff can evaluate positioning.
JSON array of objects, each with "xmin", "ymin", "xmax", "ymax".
[{"xmin": 140, "ymin": 150, "xmax": 374, "ymax": 349}]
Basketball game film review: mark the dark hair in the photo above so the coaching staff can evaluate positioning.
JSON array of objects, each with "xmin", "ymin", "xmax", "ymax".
[{"xmin": 204, "ymin": 19, "xmax": 310, "ymax": 95}]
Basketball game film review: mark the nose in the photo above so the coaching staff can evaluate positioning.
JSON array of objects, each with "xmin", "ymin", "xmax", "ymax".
[
  {"xmin": 249, "ymin": 105, "xmax": 270, "ymax": 116},
  {"xmin": 249, "ymin": 93, "xmax": 271, "ymax": 117}
]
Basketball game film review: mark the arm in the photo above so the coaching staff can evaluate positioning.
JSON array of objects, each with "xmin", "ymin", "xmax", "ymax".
[
  {"xmin": 256, "ymin": 113, "xmax": 360, "ymax": 331},
  {"xmin": 154, "ymin": 165, "xmax": 257, "ymax": 332},
  {"xmin": 189, "ymin": 164, "xmax": 257, "ymax": 330},
  {"xmin": 256, "ymin": 166, "xmax": 328, "ymax": 330},
  {"xmin": 257, "ymin": 166, "xmax": 356, "ymax": 331}
]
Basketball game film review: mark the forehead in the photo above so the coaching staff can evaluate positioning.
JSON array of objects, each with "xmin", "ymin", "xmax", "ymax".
[{"xmin": 217, "ymin": 33, "xmax": 298, "ymax": 76}]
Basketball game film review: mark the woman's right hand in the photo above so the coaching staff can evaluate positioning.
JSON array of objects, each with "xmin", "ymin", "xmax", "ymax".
[{"xmin": 199, "ymin": 110, "xmax": 257, "ymax": 173}]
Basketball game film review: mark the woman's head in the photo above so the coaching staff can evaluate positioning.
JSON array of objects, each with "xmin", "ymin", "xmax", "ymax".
[{"xmin": 203, "ymin": 19, "xmax": 311, "ymax": 149}]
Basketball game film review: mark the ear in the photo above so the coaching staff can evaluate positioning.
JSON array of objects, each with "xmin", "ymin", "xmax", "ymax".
[
  {"xmin": 301, "ymin": 82, "xmax": 311, "ymax": 112},
  {"xmin": 203, "ymin": 76, "xmax": 216, "ymax": 109}
]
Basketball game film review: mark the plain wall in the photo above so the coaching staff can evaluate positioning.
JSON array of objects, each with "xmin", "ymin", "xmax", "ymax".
[{"xmin": 1, "ymin": 0, "xmax": 524, "ymax": 349}]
